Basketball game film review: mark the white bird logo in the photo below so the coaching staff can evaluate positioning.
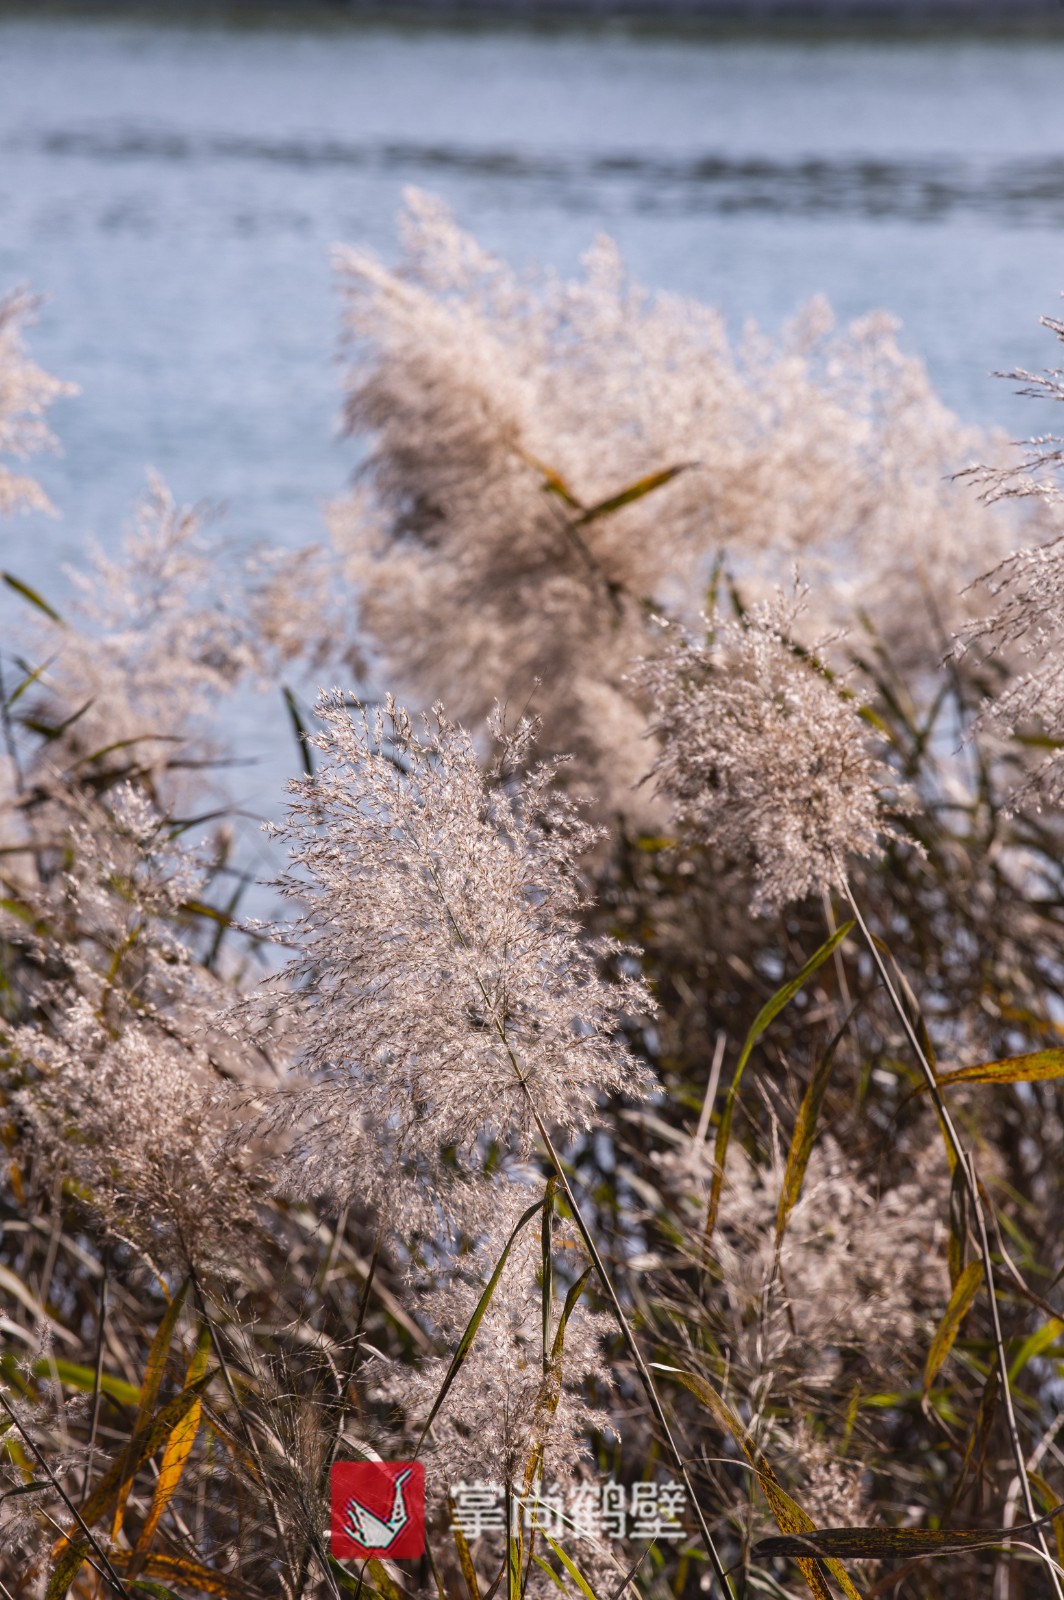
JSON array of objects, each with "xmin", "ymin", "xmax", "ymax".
[{"xmin": 343, "ymin": 1468, "xmax": 413, "ymax": 1551}]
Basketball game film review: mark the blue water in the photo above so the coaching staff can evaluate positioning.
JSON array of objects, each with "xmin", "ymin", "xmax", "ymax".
[
  {"xmin": 1, "ymin": 19, "xmax": 1063, "ymax": 586},
  {"xmin": 1, "ymin": 17, "xmax": 1062, "ymax": 867}
]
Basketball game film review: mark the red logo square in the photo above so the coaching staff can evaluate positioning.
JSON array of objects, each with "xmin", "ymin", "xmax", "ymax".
[{"xmin": 331, "ymin": 1461, "xmax": 425, "ymax": 1560}]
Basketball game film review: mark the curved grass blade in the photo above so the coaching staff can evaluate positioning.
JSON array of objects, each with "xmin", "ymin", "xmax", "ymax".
[
  {"xmin": 2, "ymin": 570, "xmax": 62, "ymax": 623},
  {"xmin": 283, "ymin": 685, "xmax": 315, "ymax": 778},
  {"xmin": 775, "ymin": 1008, "xmax": 855, "ymax": 1248},
  {"xmin": 540, "ymin": 1533, "xmax": 601, "ymax": 1600},
  {"xmin": 113, "ymin": 1551, "xmax": 266, "ymax": 1599},
  {"xmin": 415, "ymin": 1195, "xmax": 545, "ymax": 1453},
  {"xmin": 666, "ymin": 1367, "xmax": 864, "ymax": 1600},
  {"xmin": 34, "ymin": 1358, "xmax": 140, "ymax": 1411},
  {"xmin": 923, "ymin": 1260, "xmax": 984, "ymax": 1399},
  {"xmin": 530, "ymin": 1555, "xmax": 568, "ymax": 1594},
  {"xmin": 704, "ymin": 921, "xmax": 854, "ymax": 1257},
  {"xmin": 931, "ymin": 1050, "xmax": 1064, "ymax": 1090}
]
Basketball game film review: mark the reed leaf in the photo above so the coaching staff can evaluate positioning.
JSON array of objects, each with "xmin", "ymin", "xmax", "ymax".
[
  {"xmin": 752, "ymin": 1508, "xmax": 1064, "ymax": 1562},
  {"xmin": 131, "ymin": 1324, "xmax": 212, "ymax": 1561},
  {"xmin": 416, "ymin": 1195, "xmax": 545, "ymax": 1452},
  {"xmin": 665, "ymin": 1367, "xmax": 864, "ymax": 1600},
  {"xmin": 775, "ymin": 1010, "xmax": 852, "ymax": 1247},
  {"xmin": 539, "ymin": 1533, "xmax": 601, "ymax": 1600},
  {"xmin": 1008, "ymin": 1316, "xmax": 1064, "ymax": 1384},
  {"xmin": 573, "ymin": 463, "xmax": 694, "ymax": 527},
  {"xmin": 2, "ymin": 569, "xmax": 62, "ymax": 622},
  {"xmin": 704, "ymin": 921, "xmax": 854, "ymax": 1256},
  {"xmin": 923, "ymin": 1261, "xmax": 984, "ymax": 1398},
  {"xmin": 931, "ymin": 1049, "xmax": 1064, "ymax": 1090},
  {"xmin": 111, "ymin": 1280, "xmax": 189, "ymax": 1540}
]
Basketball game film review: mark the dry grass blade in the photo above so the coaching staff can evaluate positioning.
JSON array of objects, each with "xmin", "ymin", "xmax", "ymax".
[
  {"xmin": 110, "ymin": 1550, "xmax": 269, "ymax": 1598},
  {"xmin": 947, "ymin": 1162, "xmax": 969, "ymax": 1291},
  {"xmin": 541, "ymin": 1175, "xmax": 557, "ymax": 1375},
  {"xmin": 666, "ymin": 1368, "xmax": 865, "ymax": 1600},
  {"xmin": 752, "ymin": 1503, "xmax": 1064, "ymax": 1562},
  {"xmin": 522, "ymin": 1266, "xmax": 594, "ymax": 1498},
  {"xmin": 111, "ymin": 1280, "xmax": 190, "ymax": 1539},
  {"xmin": 130, "ymin": 1324, "xmax": 212, "ymax": 1565},
  {"xmin": 704, "ymin": 921, "xmax": 854, "ymax": 1258},
  {"xmin": 415, "ymin": 1194, "xmax": 545, "ymax": 1454},
  {"xmin": 775, "ymin": 1008, "xmax": 855, "ymax": 1248},
  {"xmin": 448, "ymin": 1496, "xmax": 484, "ymax": 1600},
  {"xmin": 922, "ymin": 1260, "xmax": 984, "ymax": 1400},
  {"xmin": 515, "ymin": 449, "xmax": 585, "ymax": 511},
  {"xmin": 930, "ymin": 1049, "xmax": 1064, "ymax": 1089},
  {"xmin": 48, "ymin": 1367, "xmax": 215, "ymax": 1591}
]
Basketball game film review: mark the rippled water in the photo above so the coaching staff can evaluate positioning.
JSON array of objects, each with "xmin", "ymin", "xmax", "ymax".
[
  {"xmin": 2, "ymin": 18, "xmax": 1063, "ymax": 585},
  {"xmin": 1, "ymin": 18, "xmax": 1062, "ymax": 853}
]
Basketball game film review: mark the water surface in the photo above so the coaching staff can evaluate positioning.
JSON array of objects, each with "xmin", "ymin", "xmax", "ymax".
[{"xmin": 1, "ymin": 18, "xmax": 1061, "ymax": 855}]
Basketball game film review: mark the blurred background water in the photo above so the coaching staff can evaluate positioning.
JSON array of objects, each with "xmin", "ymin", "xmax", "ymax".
[
  {"xmin": 2, "ymin": 17, "xmax": 1064, "ymax": 583},
  {"xmin": 1, "ymin": 14, "xmax": 1062, "ymax": 863}
]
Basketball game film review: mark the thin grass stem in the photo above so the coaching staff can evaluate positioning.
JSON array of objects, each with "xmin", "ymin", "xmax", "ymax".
[{"xmin": 837, "ymin": 865, "xmax": 1064, "ymax": 1600}]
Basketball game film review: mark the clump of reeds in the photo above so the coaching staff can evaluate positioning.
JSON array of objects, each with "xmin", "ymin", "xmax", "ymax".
[{"xmin": 3, "ymin": 202, "xmax": 1064, "ymax": 1600}]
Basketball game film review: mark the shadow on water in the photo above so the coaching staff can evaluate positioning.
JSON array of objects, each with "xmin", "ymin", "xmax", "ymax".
[{"xmin": 13, "ymin": 126, "xmax": 1064, "ymax": 226}]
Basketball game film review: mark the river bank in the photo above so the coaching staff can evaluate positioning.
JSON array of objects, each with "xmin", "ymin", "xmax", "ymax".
[{"xmin": 1, "ymin": 0, "xmax": 1062, "ymax": 31}]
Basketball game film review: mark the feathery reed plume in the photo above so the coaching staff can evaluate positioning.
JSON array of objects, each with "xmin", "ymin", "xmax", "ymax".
[
  {"xmin": 0, "ymin": 287, "xmax": 75, "ymax": 516},
  {"xmin": 955, "ymin": 311, "xmax": 1064, "ymax": 806},
  {"xmin": 328, "ymin": 192, "xmax": 1014, "ymax": 814},
  {"xmin": 637, "ymin": 593, "xmax": 911, "ymax": 912},
  {"xmin": 380, "ymin": 1208, "xmax": 611, "ymax": 1497},
  {"xmin": 261, "ymin": 693, "xmax": 651, "ymax": 1224},
  {"xmin": 29, "ymin": 473, "xmax": 259, "ymax": 788}
]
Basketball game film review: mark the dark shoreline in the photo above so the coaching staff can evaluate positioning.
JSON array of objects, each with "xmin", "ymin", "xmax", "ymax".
[{"xmin": 2, "ymin": 0, "xmax": 1063, "ymax": 34}]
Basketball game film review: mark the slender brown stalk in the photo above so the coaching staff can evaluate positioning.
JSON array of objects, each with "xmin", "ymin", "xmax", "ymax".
[
  {"xmin": 837, "ymin": 867, "xmax": 1064, "ymax": 1600},
  {"xmin": 0, "ymin": 1388, "xmax": 132, "ymax": 1600},
  {"xmin": 425, "ymin": 859, "xmax": 738, "ymax": 1598},
  {"xmin": 527, "ymin": 1103, "xmax": 738, "ymax": 1600}
]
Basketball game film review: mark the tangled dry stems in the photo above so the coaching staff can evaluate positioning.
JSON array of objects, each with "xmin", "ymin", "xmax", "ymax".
[{"xmin": 2, "ymin": 201, "xmax": 1064, "ymax": 1600}]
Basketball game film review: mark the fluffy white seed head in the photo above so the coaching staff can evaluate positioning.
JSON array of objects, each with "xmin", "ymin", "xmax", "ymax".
[
  {"xmin": 376, "ymin": 1205, "xmax": 612, "ymax": 1496},
  {"xmin": 0, "ymin": 287, "xmax": 76, "ymax": 516},
  {"xmin": 261, "ymin": 695, "xmax": 652, "ymax": 1223},
  {"xmin": 637, "ymin": 595, "xmax": 911, "ymax": 913},
  {"xmin": 325, "ymin": 193, "xmax": 1017, "ymax": 815}
]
